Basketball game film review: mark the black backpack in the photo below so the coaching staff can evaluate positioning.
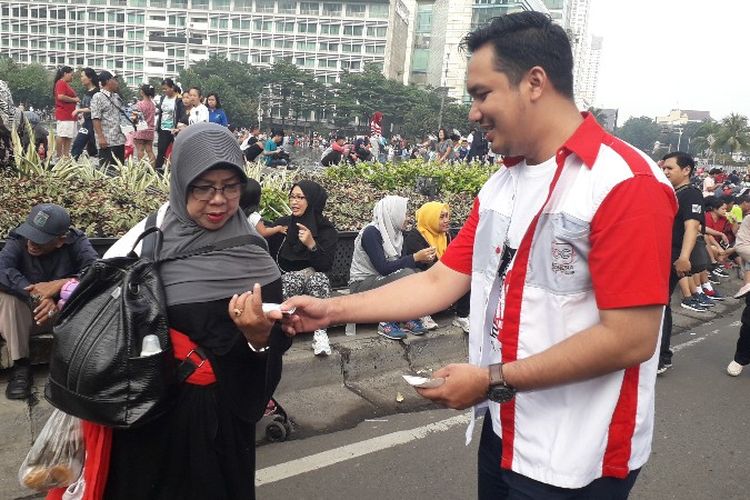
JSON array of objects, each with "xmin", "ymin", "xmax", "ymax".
[{"xmin": 45, "ymin": 214, "xmax": 266, "ymax": 428}]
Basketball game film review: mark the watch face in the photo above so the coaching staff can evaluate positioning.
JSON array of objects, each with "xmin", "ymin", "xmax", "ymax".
[{"xmin": 488, "ymin": 385, "xmax": 516, "ymax": 404}]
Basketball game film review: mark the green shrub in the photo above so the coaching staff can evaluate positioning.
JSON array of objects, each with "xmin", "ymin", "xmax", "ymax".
[{"xmin": 1, "ymin": 149, "xmax": 495, "ymax": 237}]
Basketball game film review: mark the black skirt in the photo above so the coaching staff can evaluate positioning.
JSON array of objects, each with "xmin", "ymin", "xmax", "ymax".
[{"xmin": 105, "ymin": 382, "xmax": 257, "ymax": 500}]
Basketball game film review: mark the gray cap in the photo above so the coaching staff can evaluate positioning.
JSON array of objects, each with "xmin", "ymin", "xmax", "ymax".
[{"xmin": 16, "ymin": 204, "xmax": 71, "ymax": 244}]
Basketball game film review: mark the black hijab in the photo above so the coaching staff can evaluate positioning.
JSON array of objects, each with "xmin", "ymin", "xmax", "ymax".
[{"xmin": 278, "ymin": 180, "xmax": 334, "ymax": 263}]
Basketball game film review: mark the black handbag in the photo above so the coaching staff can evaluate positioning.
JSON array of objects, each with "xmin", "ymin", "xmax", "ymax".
[{"xmin": 45, "ymin": 215, "xmax": 267, "ymax": 429}]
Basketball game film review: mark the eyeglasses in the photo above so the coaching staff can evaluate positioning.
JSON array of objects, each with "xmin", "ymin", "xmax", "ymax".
[
  {"xmin": 289, "ymin": 194, "xmax": 306, "ymax": 201},
  {"xmin": 189, "ymin": 182, "xmax": 243, "ymax": 201}
]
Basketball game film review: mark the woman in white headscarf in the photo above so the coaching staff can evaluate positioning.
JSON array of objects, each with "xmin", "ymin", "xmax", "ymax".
[{"xmin": 348, "ymin": 195, "xmax": 436, "ymax": 340}]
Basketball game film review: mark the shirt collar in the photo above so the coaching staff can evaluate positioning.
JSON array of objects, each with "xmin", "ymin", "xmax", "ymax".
[{"xmin": 502, "ymin": 112, "xmax": 606, "ymax": 170}]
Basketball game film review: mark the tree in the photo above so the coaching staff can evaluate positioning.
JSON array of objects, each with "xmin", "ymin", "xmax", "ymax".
[
  {"xmin": 179, "ymin": 56, "xmax": 268, "ymax": 128},
  {"xmin": 714, "ymin": 113, "xmax": 750, "ymax": 155},
  {"xmin": 0, "ymin": 57, "xmax": 53, "ymax": 110},
  {"xmin": 615, "ymin": 116, "xmax": 661, "ymax": 155}
]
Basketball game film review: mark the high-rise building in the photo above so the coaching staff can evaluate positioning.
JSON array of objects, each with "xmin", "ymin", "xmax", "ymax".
[
  {"xmin": 0, "ymin": 0, "xmax": 394, "ymax": 88},
  {"xmin": 405, "ymin": 0, "xmax": 549, "ymax": 102},
  {"xmin": 578, "ymin": 34, "xmax": 601, "ymax": 108}
]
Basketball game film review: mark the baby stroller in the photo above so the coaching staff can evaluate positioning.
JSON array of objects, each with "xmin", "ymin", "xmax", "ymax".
[{"xmin": 260, "ymin": 398, "xmax": 292, "ymax": 442}]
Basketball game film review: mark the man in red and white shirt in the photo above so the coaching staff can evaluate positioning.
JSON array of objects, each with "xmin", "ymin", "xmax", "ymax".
[{"xmin": 279, "ymin": 12, "xmax": 675, "ymax": 498}]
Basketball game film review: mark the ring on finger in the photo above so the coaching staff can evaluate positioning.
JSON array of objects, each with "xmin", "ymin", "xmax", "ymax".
[
  {"xmin": 233, "ymin": 308, "xmax": 243, "ymax": 317},
  {"xmin": 48, "ymin": 310, "xmax": 55, "ymax": 318}
]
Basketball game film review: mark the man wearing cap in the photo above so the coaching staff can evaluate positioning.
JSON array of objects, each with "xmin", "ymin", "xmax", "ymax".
[
  {"xmin": 90, "ymin": 70, "xmax": 126, "ymax": 167},
  {"xmin": 0, "ymin": 204, "xmax": 98, "ymax": 399}
]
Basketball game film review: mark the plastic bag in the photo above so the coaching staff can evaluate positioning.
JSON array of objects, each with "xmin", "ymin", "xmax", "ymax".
[{"xmin": 19, "ymin": 409, "xmax": 84, "ymax": 492}]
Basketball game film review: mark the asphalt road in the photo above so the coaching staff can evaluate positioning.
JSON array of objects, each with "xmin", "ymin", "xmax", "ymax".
[{"xmin": 255, "ymin": 311, "xmax": 750, "ymax": 500}]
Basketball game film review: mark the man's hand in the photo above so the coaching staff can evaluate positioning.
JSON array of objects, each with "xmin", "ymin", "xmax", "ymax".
[
  {"xmin": 99, "ymin": 140, "xmax": 109, "ymax": 150},
  {"xmin": 673, "ymin": 256, "xmax": 691, "ymax": 277},
  {"xmin": 275, "ymin": 225, "xmax": 288, "ymax": 235},
  {"xmin": 280, "ymin": 296, "xmax": 332, "ymax": 335},
  {"xmin": 721, "ymin": 233, "xmax": 730, "ymax": 246},
  {"xmin": 33, "ymin": 297, "xmax": 58, "ymax": 326},
  {"xmin": 416, "ymin": 363, "xmax": 489, "ymax": 410},
  {"xmin": 296, "ymin": 223, "xmax": 316, "ymax": 249},
  {"xmin": 25, "ymin": 280, "xmax": 65, "ymax": 300}
]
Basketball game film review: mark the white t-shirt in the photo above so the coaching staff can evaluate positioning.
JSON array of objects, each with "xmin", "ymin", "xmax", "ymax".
[
  {"xmin": 247, "ymin": 212, "xmax": 261, "ymax": 227},
  {"xmin": 507, "ymin": 156, "xmax": 558, "ymax": 249},
  {"xmin": 189, "ymin": 104, "xmax": 209, "ymax": 125},
  {"xmin": 159, "ymin": 96, "xmax": 176, "ymax": 130},
  {"xmin": 703, "ymin": 176, "xmax": 716, "ymax": 197}
]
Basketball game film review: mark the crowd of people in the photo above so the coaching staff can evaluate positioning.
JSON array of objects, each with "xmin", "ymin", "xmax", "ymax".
[{"xmin": 2, "ymin": 10, "xmax": 750, "ymax": 500}]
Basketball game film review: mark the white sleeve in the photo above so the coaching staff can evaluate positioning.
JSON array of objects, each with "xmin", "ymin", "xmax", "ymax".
[
  {"xmin": 199, "ymin": 106, "xmax": 209, "ymax": 123},
  {"xmin": 247, "ymin": 211, "xmax": 262, "ymax": 227},
  {"xmin": 103, "ymin": 203, "xmax": 169, "ymax": 258}
]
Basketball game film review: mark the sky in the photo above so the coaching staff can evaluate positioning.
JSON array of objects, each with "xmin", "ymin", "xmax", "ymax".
[{"xmin": 588, "ymin": 0, "xmax": 749, "ymax": 123}]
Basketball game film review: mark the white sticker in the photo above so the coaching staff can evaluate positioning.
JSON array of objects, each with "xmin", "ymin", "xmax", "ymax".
[
  {"xmin": 692, "ymin": 204, "xmax": 702, "ymax": 213},
  {"xmin": 111, "ymin": 286, "xmax": 122, "ymax": 299}
]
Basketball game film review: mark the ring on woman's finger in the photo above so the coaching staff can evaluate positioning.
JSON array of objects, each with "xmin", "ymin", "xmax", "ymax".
[
  {"xmin": 233, "ymin": 308, "xmax": 243, "ymax": 317},
  {"xmin": 48, "ymin": 310, "xmax": 54, "ymax": 318}
]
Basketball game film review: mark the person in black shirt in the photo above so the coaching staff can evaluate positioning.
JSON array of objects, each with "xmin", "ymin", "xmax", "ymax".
[
  {"xmin": 659, "ymin": 152, "xmax": 708, "ymax": 374},
  {"xmin": 71, "ymin": 68, "xmax": 99, "ymax": 159}
]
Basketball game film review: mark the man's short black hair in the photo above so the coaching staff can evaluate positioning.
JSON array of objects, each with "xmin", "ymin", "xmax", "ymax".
[
  {"xmin": 722, "ymin": 195, "xmax": 736, "ymax": 206},
  {"xmin": 662, "ymin": 151, "xmax": 696, "ymax": 175},
  {"xmin": 463, "ymin": 11, "xmax": 574, "ymax": 99},
  {"xmin": 271, "ymin": 129, "xmax": 284, "ymax": 138},
  {"xmin": 738, "ymin": 194, "xmax": 750, "ymax": 205}
]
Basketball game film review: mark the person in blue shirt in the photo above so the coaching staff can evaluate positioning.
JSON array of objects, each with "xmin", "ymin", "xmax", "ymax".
[
  {"xmin": 207, "ymin": 93, "xmax": 228, "ymax": 127},
  {"xmin": 264, "ymin": 129, "xmax": 290, "ymax": 167}
]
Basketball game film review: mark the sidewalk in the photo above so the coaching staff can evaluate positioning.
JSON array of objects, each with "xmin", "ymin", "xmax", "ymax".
[{"xmin": 0, "ymin": 278, "xmax": 744, "ymax": 499}]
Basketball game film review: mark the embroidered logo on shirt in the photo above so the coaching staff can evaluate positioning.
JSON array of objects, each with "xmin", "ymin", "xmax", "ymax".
[
  {"xmin": 551, "ymin": 242, "xmax": 576, "ymax": 275},
  {"xmin": 692, "ymin": 204, "xmax": 702, "ymax": 214}
]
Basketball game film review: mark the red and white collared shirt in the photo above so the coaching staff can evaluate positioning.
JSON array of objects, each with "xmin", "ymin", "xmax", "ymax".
[{"xmin": 442, "ymin": 114, "xmax": 677, "ymax": 488}]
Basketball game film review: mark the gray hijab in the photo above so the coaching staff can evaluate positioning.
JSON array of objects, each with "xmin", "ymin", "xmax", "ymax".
[{"xmin": 159, "ymin": 122, "xmax": 280, "ymax": 306}]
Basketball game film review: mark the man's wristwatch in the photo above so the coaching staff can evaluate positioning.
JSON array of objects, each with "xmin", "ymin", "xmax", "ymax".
[{"xmin": 487, "ymin": 363, "xmax": 517, "ymax": 403}]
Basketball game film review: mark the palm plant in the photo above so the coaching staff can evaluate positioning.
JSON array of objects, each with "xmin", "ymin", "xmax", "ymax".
[{"xmin": 714, "ymin": 113, "xmax": 750, "ymax": 155}]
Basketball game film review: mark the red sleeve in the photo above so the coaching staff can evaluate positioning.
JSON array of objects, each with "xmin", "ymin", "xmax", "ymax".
[
  {"xmin": 441, "ymin": 197, "xmax": 479, "ymax": 275},
  {"xmin": 704, "ymin": 214, "xmax": 718, "ymax": 232},
  {"xmin": 54, "ymin": 79, "xmax": 64, "ymax": 96},
  {"xmin": 589, "ymin": 176, "xmax": 677, "ymax": 309}
]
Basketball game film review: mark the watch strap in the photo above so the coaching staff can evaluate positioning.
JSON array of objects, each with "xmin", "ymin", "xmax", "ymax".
[{"xmin": 488, "ymin": 363, "xmax": 505, "ymax": 386}]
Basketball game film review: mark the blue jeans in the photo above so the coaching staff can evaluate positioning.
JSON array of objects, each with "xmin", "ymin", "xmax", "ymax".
[{"xmin": 478, "ymin": 411, "xmax": 640, "ymax": 499}]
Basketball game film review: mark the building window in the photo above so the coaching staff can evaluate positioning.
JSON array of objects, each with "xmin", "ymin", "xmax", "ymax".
[
  {"xmin": 322, "ymin": 3, "xmax": 341, "ymax": 15},
  {"xmin": 298, "ymin": 22, "xmax": 317, "ymax": 33},
  {"xmin": 366, "ymin": 26, "xmax": 386, "ymax": 37},
  {"xmin": 343, "ymin": 25, "xmax": 363, "ymax": 36},
  {"xmin": 212, "ymin": 0, "xmax": 230, "ymax": 10},
  {"xmin": 276, "ymin": 21, "xmax": 294, "ymax": 33},
  {"xmin": 365, "ymin": 44, "xmax": 385, "ymax": 55},
  {"xmin": 274, "ymin": 39, "xmax": 292, "ymax": 48},
  {"xmin": 256, "ymin": 0, "xmax": 275, "ymax": 13},
  {"xmin": 296, "ymin": 41, "xmax": 316, "ymax": 51},
  {"xmin": 369, "ymin": 3, "xmax": 388, "ymax": 18},
  {"xmin": 151, "ymin": 0, "xmax": 168, "ymax": 7},
  {"xmin": 254, "ymin": 20, "xmax": 272, "ymax": 31},
  {"xmin": 253, "ymin": 38, "xmax": 271, "ymax": 47},
  {"xmin": 300, "ymin": 2, "xmax": 318, "ymax": 15},
  {"xmin": 345, "ymin": 4, "xmax": 365, "ymax": 17},
  {"xmin": 278, "ymin": 1, "xmax": 297, "ymax": 13},
  {"xmin": 342, "ymin": 43, "xmax": 361, "ymax": 53},
  {"xmin": 320, "ymin": 23, "xmax": 340, "ymax": 35},
  {"xmin": 170, "ymin": 0, "xmax": 188, "ymax": 7},
  {"xmin": 128, "ymin": 0, "xmax": 147, "ymax": 6}
]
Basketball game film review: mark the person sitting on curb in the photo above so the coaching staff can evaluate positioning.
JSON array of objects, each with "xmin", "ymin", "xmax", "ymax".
[
  {"xmin": 239, "ymin": 179, "xmax": 288, "ymax": 239},
  {"xmin": 269, "ymin": 180, "xmax": 338, "ymax": 356},
  {"xmin": 0, "ymin": 204, "xmax": 98, "ymax": 400},
  {"xmin": 349, "ymin": 196, "xmax": 433, "ymax": 340},
  {"xmin": 403, "ymin": 201, "xmax": 471, "ymax": 333}
]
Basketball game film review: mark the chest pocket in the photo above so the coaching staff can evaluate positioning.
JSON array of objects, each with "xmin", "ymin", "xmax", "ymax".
[{"xmin": 526, "ymin": 212, "xmax": 592, "ymax": 294}]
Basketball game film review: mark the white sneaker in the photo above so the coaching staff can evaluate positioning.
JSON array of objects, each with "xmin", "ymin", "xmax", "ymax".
[
  {"xmin": 421, "ymin": 315, "xmax": 439, "ymax": 330},
  {"xmin": 312, "ymin": 330, "xmax": 331, "ymax": 356},
  {"xmin": 452, "ymin": 316, "xmax": 470, "ymax": 334},
  {"xmin": 727, "ymin": 360, "xmax": 744, "ymax": 377},
  {"xmin": 734, "ymin": 283, "xmax": 750, "ymax": 299}
]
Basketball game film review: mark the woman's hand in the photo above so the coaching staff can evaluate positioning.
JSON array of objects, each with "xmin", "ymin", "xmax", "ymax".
[
  {"xmin": 276, "ymin": 225, "xmax": 288, "ymax": 235},
  {"xmin": 297, "ymin": 223, "xmax": 316, "ymax": 249},
  {"xmin": 414, "ymin": 247, "xmax": 437, "ymax": 263},
  {"xmin": 229, "ymin": 283, "xmax": 278, "ymax": 349}
]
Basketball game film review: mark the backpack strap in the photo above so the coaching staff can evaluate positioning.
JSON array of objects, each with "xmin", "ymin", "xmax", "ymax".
[{"xmin": 141, "ymin": 211, "xmax": 160, "ymax": 260}]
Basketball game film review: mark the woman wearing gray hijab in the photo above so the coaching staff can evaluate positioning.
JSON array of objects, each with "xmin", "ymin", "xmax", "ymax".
[{"xmin": 99, "ymin": 122, "xmax": 291, "ymax": 500}]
